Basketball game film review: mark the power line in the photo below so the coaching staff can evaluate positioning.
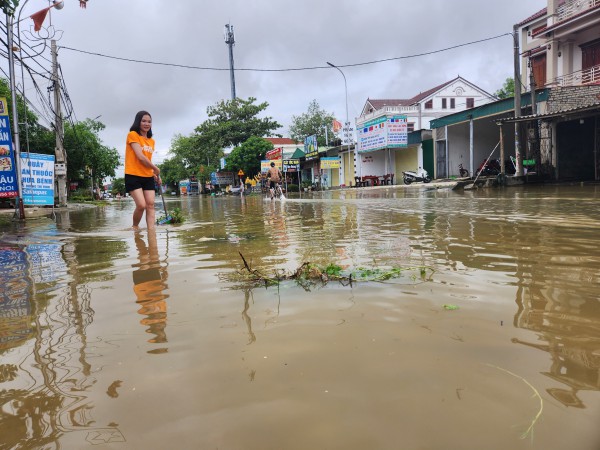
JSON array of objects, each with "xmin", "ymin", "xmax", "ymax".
[{"xmin": 58, "ymin": 32, "xmax": 513, "ymax": 72}]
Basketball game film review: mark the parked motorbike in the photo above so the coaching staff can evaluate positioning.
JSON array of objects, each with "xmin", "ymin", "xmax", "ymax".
[
  {"xmin": 476, "ymin": 158, "xmax": 501, "ymax": 177},
  {"xmin": 403, "ymin": 167, "xmax": 432, "ymax": 184}
]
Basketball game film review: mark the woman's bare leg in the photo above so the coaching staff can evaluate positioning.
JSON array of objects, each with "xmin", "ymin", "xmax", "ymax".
[
  {"xmin": 143, "ymin": 189, "xmax": 157, "ymax": 229},
  {"xmin": 129, "ymin": 188, "xmax": 147, "ymax": 229}
]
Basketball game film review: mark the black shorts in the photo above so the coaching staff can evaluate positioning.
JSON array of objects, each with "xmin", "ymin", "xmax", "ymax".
[
  {"xmin": 125, "ymin": 174, "xmax": 155, "ymax": 193},
  {"xmin": 269, "ymin": 180, "xmax": 279, "ymax": 189}
]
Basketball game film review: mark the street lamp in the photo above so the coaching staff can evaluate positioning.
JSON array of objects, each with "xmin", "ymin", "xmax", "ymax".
[{"xmin": 326, "ymin": 62, "xmax": 357, "ymax": 179}]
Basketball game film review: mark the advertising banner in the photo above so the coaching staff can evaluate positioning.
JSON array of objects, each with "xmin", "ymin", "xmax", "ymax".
[
  {"xmin": 0, "ymin": 97, "xmax": 18, "ymax": 198},
  {"xmin": 357, "ymin": 116, "xmax": 387, "ymax": 153},
  {"xmin": 357, "ymin": 114, "xmax": 407, "ymax": 154},
  {"xmin": 265, "ymin": 147, "xmax": 282, "ymax": 160},
  {"xmin": 213, "ymin": 171, "xmax": 235, "ymax": 185},
  {"xmin": 261, "ymin": 159, "xmax": 282, "ymax": 173},
  {"xmin": 20, "ymin": 152, "xmax": 55, "ymax": 205},
  {"xmin": 304, "ymin": 135, "xmax": 318, "ymax": 160},
  {"xmin": 283, "ymin": 159, "xmax": 300, "ymax": 173},
  {"xmin": 387, "ymin": 115, "xmax": 408, "ymax": 148},
  {"xmin": 320, "ymin": 157, "xmax": 340, "ymax": 169}
]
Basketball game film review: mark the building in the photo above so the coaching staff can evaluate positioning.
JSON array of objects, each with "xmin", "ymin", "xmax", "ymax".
[
  {"xmin": 351, "ymin": 77, "xmax": 496, "ymax": 184},
  {"xmin": 506, "ymin": 0, "xmax": 600, "ymax": 180}
]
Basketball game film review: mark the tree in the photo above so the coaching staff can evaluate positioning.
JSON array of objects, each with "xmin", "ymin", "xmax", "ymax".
[
  {"xmin": 158, "ymin": 156, "xmax": 188, "ymax": 187},
  {"xmin": 63, "ymin": 118, "xmax": 120, "ymax": 189},
  {"xmin": 289, "ymin": 100, "xmax": 336, "ymax": 148},
  {"xmin": 494, "ymin": 77, "xmax": 515, "ymax": 99},
  {"xmin": 0, "ymin": 77, "xmax": 54, "ymax": 155},
  {"xmin": 111, "ymin": 177, "xmax": 125, "ymax": 196},
  {"xmin": 224, "ymin": 136, "xmax": 273, "ymax": 177},
  {"xmin": 195, "ymin": 97, "xmax": 281, "ymax": 148}
]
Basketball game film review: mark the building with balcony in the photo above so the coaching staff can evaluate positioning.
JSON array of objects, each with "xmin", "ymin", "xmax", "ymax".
[
  {"xmin": 349, "ymin": 77, "xmax": 495, "ymax": 184},
  {"xmin": 512, "ymin": 0, "xmax": 600, "ymax": 181}
]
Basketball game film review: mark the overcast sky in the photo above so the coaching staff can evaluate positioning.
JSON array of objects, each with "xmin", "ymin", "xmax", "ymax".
[{"xmin": 7, "ymin": 0, "xmax": 547, "ymax": 173}]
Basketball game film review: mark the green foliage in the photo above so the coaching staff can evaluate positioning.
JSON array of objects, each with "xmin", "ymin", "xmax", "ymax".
[
  {"xmin": 111, "ymin": 177, "xmax": 125, "ymax": 195},
  {"xmin": 224, "ymin": 136, "xmax": 273, "ymax": 177},
  {"xmin": 1, "ymin": 0, "xmax": 20, "ymax": 15},
  {"xmin": 157, "ymin": 207, "xmax": 184, "ymax": 225},
  {"xmin": 289, "ymin": 100, "xmax": 336, "ymax": 148},
  {"xmin": 286, "ymin": 183, "xmax": 299, "ymax": 192},
  {"xmin": 63, "ymin": 118, "xmax": 120, "ymax": 187},
  {"xmin": 0, "ymin": 78, "xmax": 53, "ymax": 155},
  {"xmin": 69, "ymin": 188, "xmax": 94, "ymax": 202},
  {"xmin": 196, "ymin": 97, "xmax": 282, "ymax": 148},
  {"xmin": 494, "ymin": 77, "xmax": 515, "ymax": 99}
]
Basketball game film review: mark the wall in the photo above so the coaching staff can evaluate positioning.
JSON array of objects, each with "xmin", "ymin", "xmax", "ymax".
[
  {"xmin": 394, "ymin": 146, "xmax": 418, "ymax": 175},
  {"xmin": 547, "ymin": 85, "xmax": 600, "ymax": 113}
]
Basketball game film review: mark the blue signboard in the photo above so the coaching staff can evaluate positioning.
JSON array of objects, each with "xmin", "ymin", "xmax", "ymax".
[
  {"xmin": 0, "ymin": 97, "xmax": 19, "ymax": 199},
  {"xmin": 20, "ymin": 152, "xmax": 55, "ymax": 205}
]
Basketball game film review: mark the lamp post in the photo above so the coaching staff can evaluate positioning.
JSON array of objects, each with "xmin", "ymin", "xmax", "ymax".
[{"xmin": 326, "ymin": 62, "xmax": 357, "ymax": 181}]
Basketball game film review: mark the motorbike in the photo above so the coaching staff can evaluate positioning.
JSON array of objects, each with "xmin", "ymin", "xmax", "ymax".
[
  {"xmin": 403, "ymin": 167, "xmax": 431, "ymax": 184},
  {"xmin": 476, "ymin": 158, "xmax": 501, "ymax": 177}
]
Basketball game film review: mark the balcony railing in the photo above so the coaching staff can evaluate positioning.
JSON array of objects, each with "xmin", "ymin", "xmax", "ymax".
[
  {"xmin": 555, "ymin": 64, "xmax": 600, "ymax": 86},
  {"xmin": 360, "ymin": 105, "xmax": 419, "ymax": 122},
  {"xmin": 556, "ymin": 0, "xmax": 600, "ymax": 22}
]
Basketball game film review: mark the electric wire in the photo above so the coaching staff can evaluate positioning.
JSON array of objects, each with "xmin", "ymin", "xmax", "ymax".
[{"xmin": 58, "ymin": 32, "xmax": 514, "ymax": 72}]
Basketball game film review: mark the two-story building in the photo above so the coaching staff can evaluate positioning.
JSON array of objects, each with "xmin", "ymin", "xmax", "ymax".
[
  {"xmin": 347, "ymin": 77, "xmax": 495, "ymax": 184},
  {"xmin": 506, "ymin": 0, "xmax": 600, "ymax": 180}
]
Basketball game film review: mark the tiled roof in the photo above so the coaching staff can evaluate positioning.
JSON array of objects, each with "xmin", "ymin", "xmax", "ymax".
[
  {"xmin": 367, "ymin": 77, "xmax": 462, "ymax": 109},
  {"xmin": 516, "ymin": 1, "xmax": 566, "ymax": 27}
]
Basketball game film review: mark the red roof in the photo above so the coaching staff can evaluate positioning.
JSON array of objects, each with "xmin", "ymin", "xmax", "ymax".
[
  {"xmin": 367, "ymin": 77, "xmax": 463, "ymax": 109},
  {"xmin": 265, "ymin": 137, "xmax": 302, "ymax": 145},
  {"xmin": 517, "ymin": 1, "xmax": 566, "ymax": 27}
]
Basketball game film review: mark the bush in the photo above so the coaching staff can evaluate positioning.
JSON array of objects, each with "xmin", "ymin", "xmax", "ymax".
[
  {"xmin": 69, "ymin": 188, "xmax": 94, "ymax": 202},
  {"xmin": 286, "ymin": 184, "xmax": 299, "ymax": 192}
]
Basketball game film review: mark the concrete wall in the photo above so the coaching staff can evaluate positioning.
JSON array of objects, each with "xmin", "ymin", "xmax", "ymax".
[{"xmin": 394, "ymin": 146, "xmax": 418, "ymax": 176}]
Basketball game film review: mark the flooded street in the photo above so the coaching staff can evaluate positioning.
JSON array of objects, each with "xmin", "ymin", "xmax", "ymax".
[{"xmin": 1, "ymin": 185, "xmax": 599, "ymax": 450}]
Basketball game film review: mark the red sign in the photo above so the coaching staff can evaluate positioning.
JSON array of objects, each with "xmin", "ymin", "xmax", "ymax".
[{"xmin": 265, "ymin": 147, "xmax": 282, "ymax": 160}]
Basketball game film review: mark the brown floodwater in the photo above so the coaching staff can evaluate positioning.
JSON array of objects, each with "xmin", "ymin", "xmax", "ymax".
[{"xmin": 1, "ymin": 184, "xmax": 599, "ymax": 450}]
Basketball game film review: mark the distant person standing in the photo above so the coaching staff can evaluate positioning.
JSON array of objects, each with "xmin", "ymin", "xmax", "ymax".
[{"xmin": 125, "ymin": 111, "xmax": 161, "ymax": 229}]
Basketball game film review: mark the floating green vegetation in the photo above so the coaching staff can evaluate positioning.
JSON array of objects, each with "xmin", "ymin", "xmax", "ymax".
[
  {"xmin": 220, "ymin": 252, "xmax": 434, "ymax": 290},
  {"xmin": 157, "ymin": 207, "xmax": 184, "ymax": 225}
]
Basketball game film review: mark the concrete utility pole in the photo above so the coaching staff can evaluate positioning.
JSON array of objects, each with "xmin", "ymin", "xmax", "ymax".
[
  {"xmin": 51, "ymin": 40, "xmax": 67, "ymax": 206},
  {"xmin": 513, "ymin": 25, "xmax": 523, "ymax": 177},
  {"xmin": 6, "ymin": 14, "xmax": 25, "ymax": 220},
  {"xmin": 224, "ymin": 24, "xmax": 236, "ymax": 100}
]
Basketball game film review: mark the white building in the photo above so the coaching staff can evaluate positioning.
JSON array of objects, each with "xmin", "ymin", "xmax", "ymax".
[{"xmin": 342, "ymin": 77, "xmax": 495, "ymax": 184}]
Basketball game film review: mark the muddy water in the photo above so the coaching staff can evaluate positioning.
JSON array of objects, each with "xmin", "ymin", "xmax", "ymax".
[{"xmin": 1, "ymin": 185, "xmax": 599, "ymax": 450}]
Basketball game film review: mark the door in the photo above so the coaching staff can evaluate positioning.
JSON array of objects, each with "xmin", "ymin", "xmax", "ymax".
[
  {"xmin": 531, "ymin": 53, "xmax": 547, "ymax": 88},
  {"xmin": 436, "ymin": 141, "xmax": 447, "ymax": 178}
]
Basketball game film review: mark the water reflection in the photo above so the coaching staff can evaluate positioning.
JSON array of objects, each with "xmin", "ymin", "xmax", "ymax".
[
  {"xmin": 132, "ymin": 229, "xmax": 169, "ymax": 352},
  {"xmin": 0, "ymin": 234, "xmax": 125, "ymax": 447}
]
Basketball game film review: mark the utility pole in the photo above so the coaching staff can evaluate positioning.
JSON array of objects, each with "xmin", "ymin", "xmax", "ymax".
[
  {"xmin": 51, "ymin": 40, "xmax": 67, "ymax": 206},
  {"xmin": 513, "ymin": 25, "xmax": 523, "ymax": 177},
  {"xmin": 6, "ymin": 14, "xmax": 25, "ymax": 220},
  {"xmin": 224, "ymin": 24, "xmax": 236, "ymax": 100}
]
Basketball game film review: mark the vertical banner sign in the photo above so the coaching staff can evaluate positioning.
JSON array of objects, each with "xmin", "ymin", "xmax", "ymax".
[
  {"xmin": 387, "ymin": 115, "xmax": 408, "ymax": 148},
  {"xmin": 0, "ymin": 97, "xmax": 19, "ymax": 199},
  {"xmin": 20, "ymin": 152, "xmax": 55, "ymax": 205},
  {"xmin": 304, "ymin": 135, "xmax": 318, "ymax": 160}
]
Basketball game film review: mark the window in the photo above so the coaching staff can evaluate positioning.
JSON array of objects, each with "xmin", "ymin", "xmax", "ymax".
[
  {"xmin": 450, "ymin": 98, "xmax": 455, "ymax": 109},
  {"xmin": 424, "ymin": 99, "xmax": 433, "ymax": 109},
  {"xmin": 442, "ymin": 98, "xmax": 447, "ymax": 109},
  {"xmin": 581, "ymin": 39, "xmax": 600, "ymax": 71},
  {"xmin": 466, "ymin": 98, "xmax": 474, "ymax": 108},
  {"xmin": 407, "ymin": 122, "xmax": 415, "ymax": 133}
]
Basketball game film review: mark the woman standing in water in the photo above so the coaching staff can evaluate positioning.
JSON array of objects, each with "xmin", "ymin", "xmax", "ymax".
[{"xmin": 125, "ymin": 111, "xmax": 161, "ymax": 229}]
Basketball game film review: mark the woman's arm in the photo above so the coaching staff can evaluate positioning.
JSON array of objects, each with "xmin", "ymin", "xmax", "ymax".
[{"xmin": 131, "ymin": 142, "xmax": 160, "ymax": 179}]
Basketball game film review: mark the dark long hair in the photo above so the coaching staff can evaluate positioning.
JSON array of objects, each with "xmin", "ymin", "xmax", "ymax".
[{"xmin": 130, "ymin": 110, "xmax": 152, "ymax": 138}]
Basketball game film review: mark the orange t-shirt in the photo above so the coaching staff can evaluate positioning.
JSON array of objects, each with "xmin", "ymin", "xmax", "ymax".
[{"xmin": 125, "ymin": 131, "xmax": 155, "ymax": 177}]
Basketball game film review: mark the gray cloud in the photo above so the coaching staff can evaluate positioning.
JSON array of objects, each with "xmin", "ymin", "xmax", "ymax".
[{"xmin": 9, "ymin": 0, "xmax": 546, "ymax": 168}]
